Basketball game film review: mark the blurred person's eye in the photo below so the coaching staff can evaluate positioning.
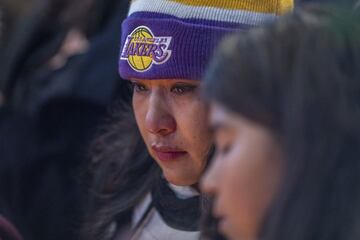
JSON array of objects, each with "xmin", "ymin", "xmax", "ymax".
[
  {"xmin": 220, "ymin": 144, "xmax": 232, "ymax": 155},
  {"xmin": 213, "ymin": 129, "xmax": 233, "ymax": 157},
  {"xmin": 216, "ymin": 141, "xmax": 232, "ymax": 157}
]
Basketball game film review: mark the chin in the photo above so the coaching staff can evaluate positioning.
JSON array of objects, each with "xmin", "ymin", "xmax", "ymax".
[
  {"xmin": 163, "ymin": 171, "xmax": 199, "ymax": 186},
  {"xmin": 225, "ymin": 227, "xmax": 247, "ymax": 240}
]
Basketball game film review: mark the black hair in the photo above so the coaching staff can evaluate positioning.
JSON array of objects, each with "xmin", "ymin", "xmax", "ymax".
[
  {"xmin": 204, "ymin": 6, "xmax": 360, "ymax": 240},
  {"xmin": 81, "ymin": 88, "xmax": 160, "ymax": 239}
]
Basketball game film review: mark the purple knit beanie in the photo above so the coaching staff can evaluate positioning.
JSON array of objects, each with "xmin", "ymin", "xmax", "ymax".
[{"xmin": 119, "ymin": 0, "xmax": 293, "ymax": 81}]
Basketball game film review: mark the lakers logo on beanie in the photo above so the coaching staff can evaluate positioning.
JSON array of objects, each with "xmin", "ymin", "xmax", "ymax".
[{"xmin": 121, "ymin": 26, "xmax": 172, "ymax": 72}]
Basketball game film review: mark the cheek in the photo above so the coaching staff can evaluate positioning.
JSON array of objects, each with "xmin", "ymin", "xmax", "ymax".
[
  {"xmin": 221, "ymin": 138, "xmax": 282, "ymax": 239},
  {"xmin": 175, "ymin": 101, "xmax": 212, "ymax": 157},
  {"xmin": 218, "ymin": 146, "xmax": 243, "ymax": 209},
  {"xmin": 132, "ymin": 94, "xmax": 147, "ymax": 134}
]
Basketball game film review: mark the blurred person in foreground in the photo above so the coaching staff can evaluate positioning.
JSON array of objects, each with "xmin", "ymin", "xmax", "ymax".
[
  {"xmin": 0, "ymin": 0, "xmax": 130, "ymax": 240},
  {"xmin": 201, "ymin": 6, "xmax": 360, "ymax": 240},
  {"xmin": 82, "ymin": 0, "xmax": 293, "ymax": 240}
]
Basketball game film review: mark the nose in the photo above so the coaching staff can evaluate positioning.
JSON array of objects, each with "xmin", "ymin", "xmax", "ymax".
[
  {"xmin": 145, "ymin": 91, "xmax": 176, "ymax": 136},
  {"xmin": 201, "ymin": 155, "xmax": 222, "ymax": 195}
]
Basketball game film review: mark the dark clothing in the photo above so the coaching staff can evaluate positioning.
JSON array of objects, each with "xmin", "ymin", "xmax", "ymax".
[
  {"xmin": 0, "ymin": 0, "xmax": 130, "ymax": 113},
  {"xmin": 0, "ymin": 0, "xmax": 130, "ymax": 240},
  {"xmin": 0, "ymin": 102, "xmax": 105, "ymax": 240},
  {"xmin": 0, "ymin": 215, "xmax": 23, "ymax": 240},
  {"xmin": 151, "ymin": 177, "xmax": 201, "ymax": 231}
]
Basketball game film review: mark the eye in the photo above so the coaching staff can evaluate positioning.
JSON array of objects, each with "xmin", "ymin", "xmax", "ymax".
[
  {"xmin": 215, "ymin": 142, "xmax": 232, "ymax": 157},
  {"xmin": 171, "ymin": 84, "xmax": 197, "ymax": 95},
  {"xmin": 132, "ymin": 82, "xmax": 149, "ymax": 93},
  {"xmin": 214, "ymin": 132, "xmax": 233, "ymax": 157},
  {"xmin": 221, "ymin": 144, "xmax": 232, "ymax": 155}
]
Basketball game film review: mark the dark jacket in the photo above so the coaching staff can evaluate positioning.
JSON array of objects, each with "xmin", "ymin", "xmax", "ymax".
[
  {"xmin": 0, "ymin": 215, "xmax": 23, "ymax": 240},
  {"xmin": 0, "ymin": 0, "xmax": 130, "ymax": 239}
]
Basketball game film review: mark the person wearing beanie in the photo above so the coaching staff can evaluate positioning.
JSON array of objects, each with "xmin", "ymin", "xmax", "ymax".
[{"xmin": 83, "ymin": 1, "xmax": 293, "ymax": 240}]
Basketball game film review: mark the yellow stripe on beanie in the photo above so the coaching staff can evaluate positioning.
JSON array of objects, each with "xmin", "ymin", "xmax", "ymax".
[{"xmin": 169, "ymin": 0, "xmax": 293, "ymax": 15}]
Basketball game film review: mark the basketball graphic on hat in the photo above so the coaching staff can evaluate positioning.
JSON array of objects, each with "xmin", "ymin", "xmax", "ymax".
[{"xmin": 128, "ymin": 27, "xmax": 153, "ymax": 71}]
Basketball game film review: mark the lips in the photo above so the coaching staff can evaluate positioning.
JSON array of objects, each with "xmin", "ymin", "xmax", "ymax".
[{"xmin": 151, "ymin": 146, "xmax": 187, "ymax": 162}]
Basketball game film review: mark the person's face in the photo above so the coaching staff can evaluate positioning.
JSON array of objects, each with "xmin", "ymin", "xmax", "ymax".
[
  {"xmin": 132, "ymin": 79, "xmax": 213, "ymax": 186},
  {"xmin": 201, "ymin": 102, "xmax": 283, "ymax": 240}
]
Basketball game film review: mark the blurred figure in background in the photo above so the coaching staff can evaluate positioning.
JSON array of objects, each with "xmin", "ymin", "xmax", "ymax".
[
  {"xmin": 202, "ymin": 6, "xmax": 360, "ymax": 240},
  {"xmin": 0, "ymin": 0, "xmax": 130, "ymax": 239},
  {"xmin": 0, "ymin": 5, "xmax": 23, "ymax": 240},
  {"xmin": 0, "ymin": 0, "xmax": 130, "ymax": 111}
]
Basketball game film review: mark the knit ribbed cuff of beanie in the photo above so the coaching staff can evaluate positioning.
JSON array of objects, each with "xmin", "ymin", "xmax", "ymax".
[{"xmin": 119, "ymin": 0, "xmax": 293, "ymax": 81}]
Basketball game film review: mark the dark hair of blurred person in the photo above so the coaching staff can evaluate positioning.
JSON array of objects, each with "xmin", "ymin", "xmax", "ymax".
[{"xmin": 201, "ymin": 6, "xmax": 360, "ymax": 240}]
